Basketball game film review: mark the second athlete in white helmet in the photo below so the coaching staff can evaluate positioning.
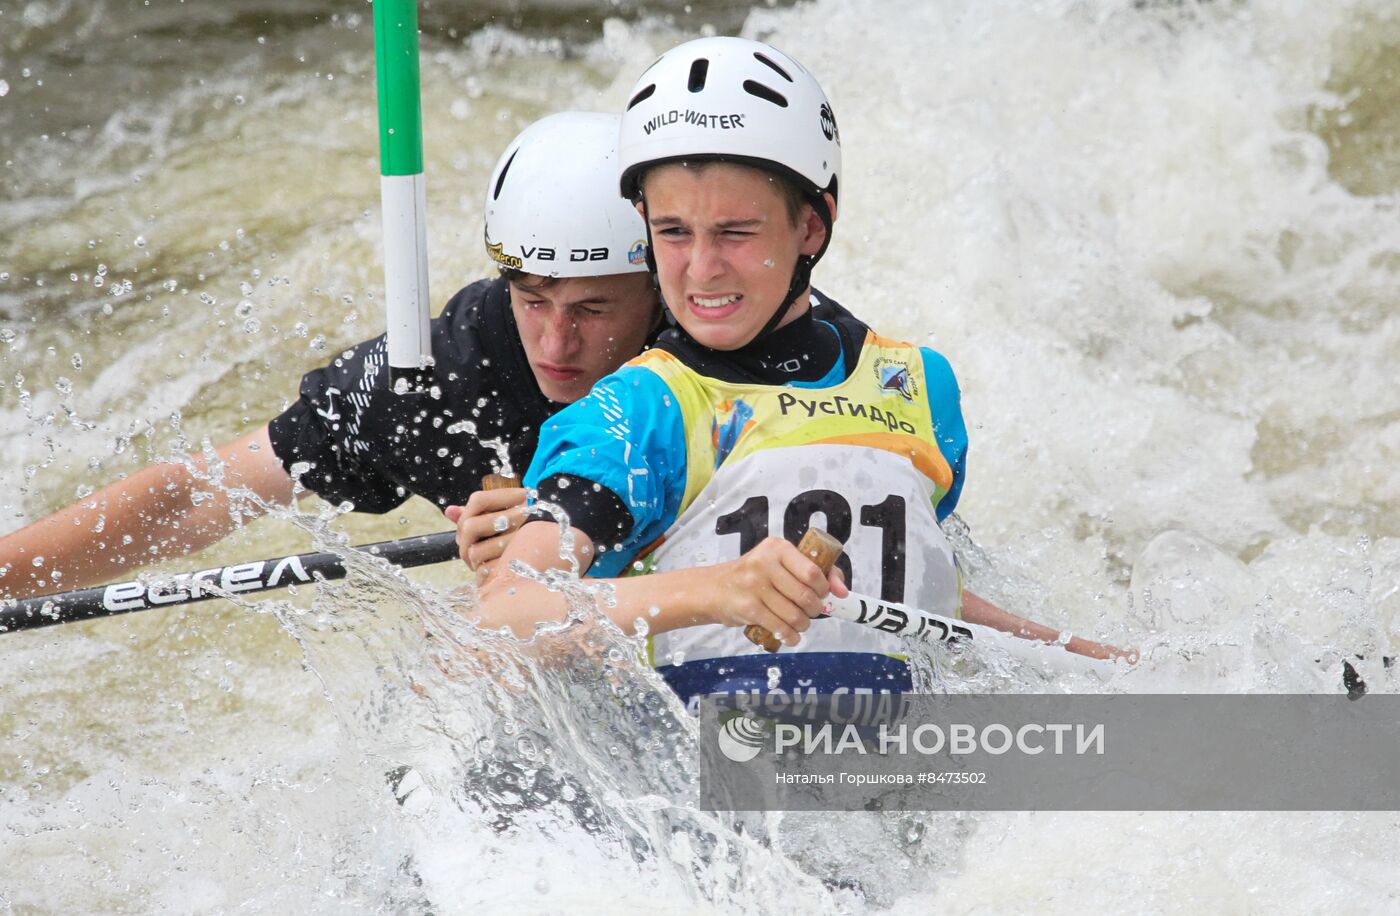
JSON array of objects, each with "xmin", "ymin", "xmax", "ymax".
[{"xmin": 0, "ymin": 111, "xmax": 660, "ymax": 597}]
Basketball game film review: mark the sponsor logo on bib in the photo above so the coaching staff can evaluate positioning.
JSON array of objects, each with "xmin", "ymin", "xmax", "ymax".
[{"xmin": 874, "ymin": 355, "xmax": 918, "ymax": 401}]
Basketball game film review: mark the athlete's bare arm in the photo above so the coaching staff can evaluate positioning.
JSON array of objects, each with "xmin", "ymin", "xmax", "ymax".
[
  {"xmin": 461, "ymin": 495, "xmax": 1134, "ymax": 661},
  {"xmin": 0, "ymin": 426, "xmax": 296, "ymax": 599},
  {"xmin": 469, "ymin": 519, "xmax": 836, "ymax": 645}
]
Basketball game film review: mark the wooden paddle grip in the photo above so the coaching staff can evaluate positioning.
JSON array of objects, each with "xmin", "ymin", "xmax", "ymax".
[
  {"xmin": 743, "ymin": 528, "xmax": 845, "ymax": 653},
  {"xmin": 481, "ymin": 473, "xmax": 518, "ymax": 491}
]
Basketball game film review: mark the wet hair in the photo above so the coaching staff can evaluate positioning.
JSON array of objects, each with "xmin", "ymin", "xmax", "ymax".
[
  {"xmin": 498, "ymin": 268, "xmax": 561, "ymax": 289},
  {"xmin": 769, "ymin": 171, "xmax": 809, "ymax": 227},
  {"xmin": 639, "ymin": 159, "xmax": 810, "ymax": 226}
]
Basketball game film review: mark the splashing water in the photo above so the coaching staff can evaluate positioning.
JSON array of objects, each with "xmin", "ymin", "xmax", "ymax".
[{"xmin": 2, "ymin": 0, "xmax": 1400, "ymax": 911}]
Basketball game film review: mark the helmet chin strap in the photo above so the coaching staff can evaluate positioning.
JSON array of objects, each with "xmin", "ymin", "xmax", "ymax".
[
  {"xmin": 750, "ymin": 193, "xmax": 833, "ymax": 344},
  {"xmin": 635, "ymin": 202, "xmax": 676, "ymax": 327},
  {"xmin": 754, "ymin": 251, "xmax": 814, "ymax": 341}
]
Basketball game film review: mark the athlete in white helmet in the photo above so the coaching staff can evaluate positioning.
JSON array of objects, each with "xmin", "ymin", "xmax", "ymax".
[
  {"xmin": 467, "ymin": 39, "xmax": 1130, "ymax": 710},
  {"xmin": 617, "ymin": 35, "xmax": 842, "ymax": 345},
  {"xmin": 485, "ymin": 112, "xmax": 652, "ymax": 286},
  {"xmin": 0, "ymin": 112, "xmax": 660, "ymax": 598}
]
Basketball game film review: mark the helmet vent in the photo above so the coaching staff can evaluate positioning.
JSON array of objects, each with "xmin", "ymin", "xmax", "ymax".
[
  {"xmin": 742, "ymin": 79, "xmax": 788, "ymax": 108},
  {"xmin": 688, "ymin": 58, "xmax": 709, "ymax": 92},
  {"xmin": 492, "ymin": 148, "xmax": 519, "ymax": 200},
  {"xmin": 752, "ymin": 52, "xmax": 793, "ymax": 82},
  {"xmin": 627, "ymin": 83, "xmax": 656, "ymax": 110}
]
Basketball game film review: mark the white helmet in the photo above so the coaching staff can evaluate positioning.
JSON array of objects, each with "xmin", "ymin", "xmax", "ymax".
[
  {"xmin": 484, "ymin": 112, "xmax": 650, "ymax": 278},
  {"xmin": 618, "ymin": 36, "xmax": 840, "ymax": 210},
  {"xmin": 618, "ymin": 37, "xmax": 841, "ymax": 340}
]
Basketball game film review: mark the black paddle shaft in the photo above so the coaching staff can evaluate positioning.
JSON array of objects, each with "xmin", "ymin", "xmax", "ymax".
[{"xmin": 0, "ymin": 530, "xmax": 460, "ymax": 634}]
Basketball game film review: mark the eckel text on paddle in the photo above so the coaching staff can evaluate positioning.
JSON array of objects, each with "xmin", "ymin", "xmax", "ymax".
[{"xmin": 102, "ymin": 556, "xmax": 315, "ymax": 611}]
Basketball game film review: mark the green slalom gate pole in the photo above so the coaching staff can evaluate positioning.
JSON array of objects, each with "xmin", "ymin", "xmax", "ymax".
[{"xmin": 374, "ymin": 0, "xmax": 433, "ymax": 391}]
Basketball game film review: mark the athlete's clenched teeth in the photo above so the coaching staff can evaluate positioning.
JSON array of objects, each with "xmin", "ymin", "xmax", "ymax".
[{"xmin": 691, "ymin": 294, "xmax": 742, "ymax": 309}]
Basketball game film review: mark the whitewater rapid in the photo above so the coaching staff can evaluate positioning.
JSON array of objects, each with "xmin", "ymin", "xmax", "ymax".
[{"xmin": 3, "ymin": 0, "xmax": 1399, "ymax": 911}]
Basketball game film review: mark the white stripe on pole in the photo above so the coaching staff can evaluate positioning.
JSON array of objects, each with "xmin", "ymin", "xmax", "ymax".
[{"xmin": 380, "ymin": 172, "xmax": 433, "ymax": 386}]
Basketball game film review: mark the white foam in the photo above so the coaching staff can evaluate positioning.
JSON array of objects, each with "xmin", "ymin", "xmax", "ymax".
[{"xmin": 4, "ymin": 0, "xmax": 1400, "ymax": 910}]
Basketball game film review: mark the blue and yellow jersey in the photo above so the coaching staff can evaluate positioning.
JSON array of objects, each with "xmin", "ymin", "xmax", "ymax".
[
  {"xmin": 526, "ymin": 316, "xmax": 967, "ymax": 578},
  {"xmin": 523, "ymin": 301, "xmax": 968, "ymax": 707}
]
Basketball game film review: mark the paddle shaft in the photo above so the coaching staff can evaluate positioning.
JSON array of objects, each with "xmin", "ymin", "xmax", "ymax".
[
  {"xmin": 821, "ymin": 589, "xmax": 1113, "ymax": 678},
  {"xmin": 0, "ymin": 474, "xmax": 517, "ymax": 634},
  {"xmin": 2, "ymin": 489, "xmax": 1111, "ymax": 677},
  {"xmin": 745, "ymin": 529, "xmax": 1115, "ymax": 679},
  {"xmin": 0, "ymin": 531, "xmax": 459, "ymax": 633}
]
